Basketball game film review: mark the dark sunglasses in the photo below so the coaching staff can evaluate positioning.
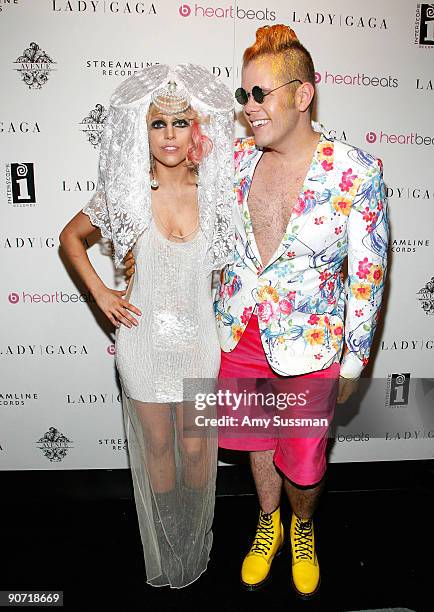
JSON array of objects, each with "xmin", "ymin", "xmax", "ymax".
[{"xmin": 235, "ymin": 79, "xmax": 302, "ymax": 105}]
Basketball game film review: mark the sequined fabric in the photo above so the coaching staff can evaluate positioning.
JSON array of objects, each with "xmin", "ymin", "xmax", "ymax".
[
  {"xmin": 115, "ymin": 221, "xmax": 221, "ymax": 402},
  {"xmin": 81, "ymin": 63, "xmax": 233, "ymax": 588},
  {"xmin": 113, "ymin": 221, "xmax": 221, "ymax": 588}
]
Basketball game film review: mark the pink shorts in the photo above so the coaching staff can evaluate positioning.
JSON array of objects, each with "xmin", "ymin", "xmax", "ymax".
[{"xmin": 218, "ymin": 314, "xmax": 340, "ymax": 486}]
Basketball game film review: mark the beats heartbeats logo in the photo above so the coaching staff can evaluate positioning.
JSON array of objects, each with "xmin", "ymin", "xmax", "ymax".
[
  {"xmin": 365, "ymin": 130, "xmax": 434, "ymax": 145},
  {"xmin": 107, "ymin": 345, "xmax": 116, "ymax": 355},
  {"xmin": 8, "ymin": 292, "xmax": 20, "ymax": 304},
  {"xmin": 314, "ymin": 72, "xmax": 322, "ymax": 84},
  {"xmin": 178, "ymin": 2, "xmax": 275, "ymax": 19},
  {"xmin": 179, "ymin": 3, "xmax": 191, "ymax": 16},
  {"xmin": 6, "ymin": 290, "xmax": 95, "ymax": 304}
]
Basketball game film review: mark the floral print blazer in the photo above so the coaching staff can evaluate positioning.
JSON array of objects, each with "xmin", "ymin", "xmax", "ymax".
[{"xmin": 214, "ymin": 124, "xmax": 389, "ymax": 379}]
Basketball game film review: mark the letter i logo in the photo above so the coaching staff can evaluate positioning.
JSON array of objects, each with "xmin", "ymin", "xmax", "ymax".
[
  {"xmin": 9, "ymin": 163, "xmax": 36, "ymax": 204},
  {"xmin": 420, "ymin": 4, "xmax": 434, "ymax": 45}
]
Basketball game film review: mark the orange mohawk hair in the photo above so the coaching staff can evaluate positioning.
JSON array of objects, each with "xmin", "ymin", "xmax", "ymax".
[{"xmin": 243, "ymin": 24, "xmax": 316, "ymax": 88}]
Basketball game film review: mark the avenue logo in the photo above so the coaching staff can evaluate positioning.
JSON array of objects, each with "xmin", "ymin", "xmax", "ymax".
[
  {"xmin": 79, "ymin": 104, "xmax": 108, "ymax": 148},
  {"xmin": 416, "ymin": 275, "xmax": 434, "ymax": 315},
  {"xmin": 36, "ymin": 427, "xmax": 73, "ymax": 462},
  {"xmin": 13, "ymin": 42, "xmax": 56, "ymax": 89}
]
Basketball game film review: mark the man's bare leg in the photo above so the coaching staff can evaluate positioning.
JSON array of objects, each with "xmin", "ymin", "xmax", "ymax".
[
  {"xmin": 241, "ymin": 450, "xmax": 284, "ymax": 589},
  {"xmin": 284, "ymin": 477, "xmax": 324, "ymax": 597},
  {"xmin": 250, "ymin": 450, "xmax": 282, "ymax": 512},
  {"xmin": 283, "ymin": 477, "xmax": 324, "ymax": 520}
]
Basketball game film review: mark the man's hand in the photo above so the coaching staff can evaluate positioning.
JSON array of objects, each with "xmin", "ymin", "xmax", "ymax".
[
  {"xmin": 337, "ymin": 376, "xmax": 359, "ymax": 404},
  {"xmin": 124, "ymin": 249, "xmax": 135, "ymax": 280}
]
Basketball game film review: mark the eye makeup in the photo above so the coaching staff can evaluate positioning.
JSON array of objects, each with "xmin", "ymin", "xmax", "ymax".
[{"xmin": 150, "ymin": 117, "xmax": 191, "ymax": 129}]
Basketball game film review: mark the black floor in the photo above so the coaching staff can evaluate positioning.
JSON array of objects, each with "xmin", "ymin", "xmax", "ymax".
[{"xmin": 1, "ymin": 461, "xmax": 433, "ymax": 611}]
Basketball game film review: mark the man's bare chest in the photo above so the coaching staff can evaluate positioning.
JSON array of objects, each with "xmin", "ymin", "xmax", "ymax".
[{"xmin": 247, "ymin": 163, "xmax": 306, "ymax": 263}]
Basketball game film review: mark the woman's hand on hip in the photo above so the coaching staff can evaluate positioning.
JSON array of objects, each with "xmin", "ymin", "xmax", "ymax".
[{"xmin": 94, "ymin": 286, "xmax": 142, "ymax": 328}]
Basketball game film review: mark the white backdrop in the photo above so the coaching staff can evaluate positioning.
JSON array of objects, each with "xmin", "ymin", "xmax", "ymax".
[{"xmin": 1, "ymin": 0, "xmax": 433, "ymax": 469}]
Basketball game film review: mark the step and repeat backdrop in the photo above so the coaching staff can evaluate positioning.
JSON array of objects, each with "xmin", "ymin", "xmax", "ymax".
[{"xmin": 0, "ymin": 0, "xmax": 433, "ymax": 470}]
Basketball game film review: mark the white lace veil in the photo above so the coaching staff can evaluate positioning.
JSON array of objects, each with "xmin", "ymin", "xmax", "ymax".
[{"xmin": 82, "ymin": 64, "xmax": 234, "ymax": 272}]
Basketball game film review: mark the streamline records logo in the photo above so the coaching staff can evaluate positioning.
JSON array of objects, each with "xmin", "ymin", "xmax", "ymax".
[
  {"xmin": 13, "ymin": 42, "xmax": 56, "ymax": 89},
  {"xmin": 0, "ymin": 0, "xmax": 19, "ymax": 12},
  {"xmin": 0, "ymin": 392, "xmax": 39, "ymax": 407},
  {"xmin": 79, "ymin": 104, "xmax": 108, "ymax": 148},
  {"xmin": 391, "ymin": 238, "xmax": 430, "ymax": 254},
  {"xmin": 6, "ymin": 163, "xmax": 36, "ymax": 207},
  {"xmin": 36, "ymin": 427, "xmax": 73, "ymax": 462},
  {"xmin": 86, "ymin": 59, "xmax": 159, "ymax": 77},
  {"xmin": 385, "ymin": 373, "xmax": 411, "ymax": 407},
  {"xmin": 415, "ymin": 4, "xmax": 434, "ymax": 47},
  {"xmin": 417, "ymin": 275, "xmax": 434, "ymax": 314},
  {"xmin": 98, "ymin": 437, "xmax": 128, "ymax": 451}
]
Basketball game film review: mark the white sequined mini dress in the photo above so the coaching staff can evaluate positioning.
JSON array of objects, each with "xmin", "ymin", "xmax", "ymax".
[{"xmin": 115, "ymin": 219, "xmax": 221, "ymax": 402}]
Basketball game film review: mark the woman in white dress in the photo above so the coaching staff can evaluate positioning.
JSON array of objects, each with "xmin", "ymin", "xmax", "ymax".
[{"xmin": 59, "ymin": 64, "xmax": 234, "ymax": 588}]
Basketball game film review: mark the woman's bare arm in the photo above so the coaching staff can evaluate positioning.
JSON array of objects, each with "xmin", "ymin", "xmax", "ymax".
[
  {"xmin": 124, "ymin": 249, "xmax": 136, "ymax": 280},
  {"xmin": 59, "ymin": 211, "xmax": 141, "ymax": 328}
]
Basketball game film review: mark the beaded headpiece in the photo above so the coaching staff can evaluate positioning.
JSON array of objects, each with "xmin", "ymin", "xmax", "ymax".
[
  {"xmin": 151, "ymin": 80, "xmax": 190, "ymax": 114},
  {"xmin": 82, "ymin": 64, "xmax": 234, "ymax": 272}
]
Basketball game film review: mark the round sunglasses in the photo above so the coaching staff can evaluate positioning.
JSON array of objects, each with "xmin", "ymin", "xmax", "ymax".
[{"xmin": 235, "ymin": 79, "xmax": 302, "ymax": 105}]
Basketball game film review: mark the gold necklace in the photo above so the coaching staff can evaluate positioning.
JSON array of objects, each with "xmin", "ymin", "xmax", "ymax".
[{"xmin": 152, "ymin": 195, "xmax": 199, "ymax": 241}]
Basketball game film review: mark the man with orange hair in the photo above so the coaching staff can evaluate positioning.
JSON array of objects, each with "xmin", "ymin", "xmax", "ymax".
[
  {"xmin": 123, "ymin": 24, "xmax": 388, "ymax": 596},
  {"xmin": 215, "ymin": 24, "xmax": 388, "ymax": 596}
]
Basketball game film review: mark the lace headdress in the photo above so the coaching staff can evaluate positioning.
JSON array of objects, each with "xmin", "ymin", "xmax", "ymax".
[{"xmin": 82, "ymin": 64, "xmax": 234, "ymax": 271}]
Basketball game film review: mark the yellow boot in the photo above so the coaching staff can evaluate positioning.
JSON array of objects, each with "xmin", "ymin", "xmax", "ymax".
[
  {"xmin": 241, "ymin": 506, "xmax": 284, "ymax": 589},
  {"xmin": 290, "ymin": 513, "xmax": 320, "ymax": 597}
]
